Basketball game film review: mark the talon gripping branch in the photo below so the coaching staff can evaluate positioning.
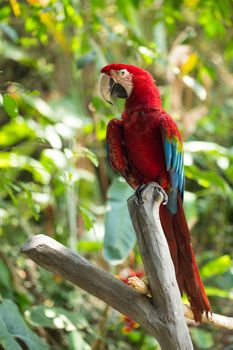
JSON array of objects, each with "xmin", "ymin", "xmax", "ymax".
[{"xmin": 99, "ymin": 64, "xmax": 211, "ymax": 322}]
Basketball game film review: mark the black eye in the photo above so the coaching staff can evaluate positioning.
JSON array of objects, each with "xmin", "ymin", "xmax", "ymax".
[{"xmin": 119, "ymin": 69, "xmax": 126, "ymax": 76}]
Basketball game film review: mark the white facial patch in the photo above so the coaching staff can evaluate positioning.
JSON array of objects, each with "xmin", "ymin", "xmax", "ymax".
[{"xmin": 110, "ymin": 69, "xmax": 133, "ymax": 97}]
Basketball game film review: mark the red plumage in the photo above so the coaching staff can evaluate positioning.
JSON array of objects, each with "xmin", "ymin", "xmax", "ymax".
[
  {"xmin": 101, "ymin": 64, "xmax": 211, "ymax": 322},
  {"xmin": 160, "ymin": 198, "xmax": 211, "ymax": 322}
]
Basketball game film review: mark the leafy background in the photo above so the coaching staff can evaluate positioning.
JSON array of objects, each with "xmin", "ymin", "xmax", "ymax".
[{"xmin": 0, "ymin": 0, "xmax": 233, "ymax": 349}]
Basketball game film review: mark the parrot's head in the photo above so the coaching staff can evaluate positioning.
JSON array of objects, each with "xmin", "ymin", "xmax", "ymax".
[{"xmin": 99, "ymin": 64, "xmax": 161, "ymax": 108}]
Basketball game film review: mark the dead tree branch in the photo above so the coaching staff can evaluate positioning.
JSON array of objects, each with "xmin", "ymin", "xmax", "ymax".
[
  {"xmin": 128, "ymin": 277, "xmax": 233, "ymax": 330},
  {"xmin": 183, "ymin": 304, "xmax": 233, "ymax": 330},
  {"xmin": 21, "ymin": 234, "xmax": 172, "ymax": 348},
  {"xmin": 21, "ymin": 182, "xmax": 233, "ymax": 348},
  {"xmin": 21, "ymin": 183, "xmax": 193, "ymax": 349},
  {"xmin": 128, "ymin": 183, "xmax": 193, "ymax": 349}
]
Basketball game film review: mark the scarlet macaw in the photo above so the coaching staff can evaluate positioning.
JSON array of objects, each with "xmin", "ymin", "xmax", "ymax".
[{"xmin": 99, "ymin": 64, "xmax": 211, "ymax": 322}]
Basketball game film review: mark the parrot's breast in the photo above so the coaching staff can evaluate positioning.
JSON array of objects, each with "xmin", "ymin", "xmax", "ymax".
[{"xmin": 123, "ymin": 109, "xmax": 170, "ymax": 188}]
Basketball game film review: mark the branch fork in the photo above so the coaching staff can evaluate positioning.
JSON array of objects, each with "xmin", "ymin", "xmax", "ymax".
[{"xmin": 21, "ymin": 182, "xmax": 233, "ymax": 349}]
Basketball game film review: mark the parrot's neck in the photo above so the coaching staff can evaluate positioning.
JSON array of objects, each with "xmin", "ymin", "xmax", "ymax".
[{"xmin": 125, "ymin": 80, "xmax": 162, "ymax": 113}]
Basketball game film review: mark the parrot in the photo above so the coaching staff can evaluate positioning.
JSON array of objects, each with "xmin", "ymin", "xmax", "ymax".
[{"xmin": 99, "ymin": 63, "xmax": 211, "ymax": 322}]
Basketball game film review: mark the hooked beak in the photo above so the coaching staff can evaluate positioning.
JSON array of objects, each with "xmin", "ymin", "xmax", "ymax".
[{"xmin": 99, "ymin": 73, "xmax": 129, "ymax": 105}]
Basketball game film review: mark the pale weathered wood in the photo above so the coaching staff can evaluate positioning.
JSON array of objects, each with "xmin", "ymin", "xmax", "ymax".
[
  {"xmin": 128, "ymin": 276, "xmax": 233, "ymax": 330},
  {"xmin": 21, "ymin": 234, "xmax": 173, "ymax": 347},
  {"xmin": 183, "ymin": 304, "xmax": 233, "ymax": 330},
  {"xmin": 127, "ymin": 182, "xmax": 193, "ymax": 350},
  {"xmin": 21, "ymin": 181, "xmax": 194, "ymax": 350}
]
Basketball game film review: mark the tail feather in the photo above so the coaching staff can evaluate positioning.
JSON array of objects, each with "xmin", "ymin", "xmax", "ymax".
[
  {"xmin": 159, "ymin": 205, "xmax": 183, "ymax": 290},
  {"xmin": 160, "ymin": 194, "xmax": 211, "ymax": 322}
]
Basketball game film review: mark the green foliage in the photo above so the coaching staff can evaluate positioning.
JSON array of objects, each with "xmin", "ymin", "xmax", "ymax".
[
  {"xmin": 191, "ymin": 328, "xmax": 214, "ymax": 349},
  {"xmin": 27, "ymin": 305, "xmax": 88, "ymax": 331},
  {"xmin": 3, "ymin": 94, "xmax": 18, "ymax": 118},
  {"xmin": 201, "ymin": 255, "xmax": 232, "ymax": 278},
  {"xmin": 0, "ymin": 299, "xmax": 49, "ymax": 350},
  {"xmin": 0, "ymin": 0, "xmax": 232, "ymax": 348},
  {"xmin": 104, "ymin": 178, "xmax": 135, "ymax": 264}
]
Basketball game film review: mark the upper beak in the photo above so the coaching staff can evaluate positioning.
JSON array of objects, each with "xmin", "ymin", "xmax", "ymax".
[
  {"xmin": 99, "ymin": 73, "xmax": 129, "ymax": 105},
  {"xmin": 99, "ymin": 73, "xmax": 113, "ymax": 105}
]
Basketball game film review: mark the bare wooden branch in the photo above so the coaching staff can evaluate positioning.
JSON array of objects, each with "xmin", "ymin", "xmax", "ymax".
[
  {"xmin": 128, "ymin": 276, "xmax": 149, "ymax": 295},
  {"xmin": 128, "ymin": 276, "xmax": 233, "ymax": 330},
  {"xmin": 21, "ymin": 182, "xmax": 195, "ymax": 349},
  {"xmin": 183, "ymin": 305, "xmax": 233, "ymax": 330},
  {"xmin": 127, "ymin": 182, "xmax": 194, "ymax": 350},
  {"xmin": 21, "ymin": 234, "xmax": 174, "ymax": 347}
]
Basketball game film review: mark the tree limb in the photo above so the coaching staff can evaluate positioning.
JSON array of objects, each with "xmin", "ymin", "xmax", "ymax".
[
  {"xmin": 21, "ymin": 182, "xmax": 193, "ymax": 349},
  {"xmin": 128, "ymin": 183, "xmax": 193, "ymax": 349},
  {"xmin": 183, "ymin": 305, "xmax": 233, "ymax": 330},
  {"xmin": 21, "ymin": 234, "xmax": 171, "ymax": 346},
  {"xmin": 21, "ymin": 182, "xmax": 233, "ymax": 349},
  {"xmin": 128, "ymin": 276, "xmax": 233, "ymax": 330}
]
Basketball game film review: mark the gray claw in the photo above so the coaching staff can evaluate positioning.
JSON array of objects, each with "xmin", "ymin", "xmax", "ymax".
[
  {"xmin": 135, "ymin": 183, "xmax": 168, "ymax": 206},
  {"xmin": 153, "ymin": 185, "xmax": 168, "ymax": 205},
  {"xmin": 135, "ymin": 184, "xmax": 147, "ymax": 205}
]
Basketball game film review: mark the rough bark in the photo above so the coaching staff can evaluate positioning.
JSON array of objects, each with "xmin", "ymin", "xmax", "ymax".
[
  {"xmin": 128, "ymin": 183, "xmax": 193, "ymax": 349},
  {"xmin": 21, "ymin": 235, "xmax": 169, "ymax": 345},
  {"xmin": 21, "ymin": 182, "xmax": 194, "ymax": 349}
]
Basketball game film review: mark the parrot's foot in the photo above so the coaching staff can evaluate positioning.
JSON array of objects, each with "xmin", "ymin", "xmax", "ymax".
[
  {"xmin": 135, "ymin": 183, "xmax": 168, "ymax": 205},
  {"xmin": 155, "ymin": 185, "xmax": 168, "ymax": 205},
  {"xmin": 135, "ymin": 184, "xmax": 147, "ymax": 203}
]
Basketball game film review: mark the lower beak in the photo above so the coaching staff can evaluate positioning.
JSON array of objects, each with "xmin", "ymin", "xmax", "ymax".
[{"xmin": 99, "ymin": 73, "xmax": 129, "ymax": 105}]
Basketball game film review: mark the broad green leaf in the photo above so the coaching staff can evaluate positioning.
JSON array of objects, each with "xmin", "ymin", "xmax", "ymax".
[
  {"xmin": 116, "ymin": 0, "xmax": 143, "ymax": 40},
  {"xmin": 79, "ymin": 148, "xmax": 99, "ymax": 167},
  {"xmin": 200, "ymin": 255, "xmax": 232, "ymax": 278},
  {"xmin": 77, "ymin": 240, "xmax": 103, "ymax": 252},
  {"xmin": 79, "ymin": 207, "xmax": 95, "ymax": 231},
  {"xmin": 0, "ymin": 118, "xmax": 35, "ymax": 147},
  {"xmin": 22, "ymin": 94, "xmax": 55, "ymax": 120},
  {"xmin": 24, "ymin": 188, "xmax": 40, "ymax": 220},
  {"xmin": 3, "ymin": 94, "xmax": 18, "ymax": 118},
  {"xmin": 0, "ymin": 316, "xmax": 21, "ymax": 350},
  {"xmin": 0, "ymin": 153, "xmax": 50, "ymax": 184},
  {"xmin": 183, "ymin": 191, "xmax": 198, "ymax": 228},
  {"xmin": 184, "ymin": 141, "xmax": 233, "ymax": 159},
  {"xmin": 138, "ymin": 46, "xmax": 155, "ymax": 65},
  {"xmin": 153, "ymin": 21, "xmax": 167, "ymax": 55},
  {"xmin": 185, "ymin": 164, "xmax": 232, "ymax": 195},
  {"xmin": 44, "ymin": 125, "xmax": 62, "ymax": 149},
  {"xmin": 140, "ymin": 334, "xmax": 159, "ymax": 350},
  {"xmin": 213, "ymin": 271, "xmax": 233, "ymax": 291},
  {"xmin": 205, "ymin": 286, "xmax": 232, "ymax": 299},
  {"xmin": 191, "ymin": 328, "xmax": 214, "ymax": 349},
  {"xmin": 104, "ymin": 178, "xmax": 136, "ymax": 265},
  {"xmin": 0, "ymin": 260, "xmax": 11, "ymax": 289},
  {"xmin": 0, "ymin": 299, "xmax": 50, "ymax": 350},
  {"xmin": 0, "ymin": 23, "xmax": 18, "ymax": 42},
  {"xmin": 22, "ymin": 94, "xmax": 90, "ymax": 128},
  {"xmin": 125, "ymin": 330, "xmax": 141, "ymax": 342},
  {"xmin": 26, "ymin": 305, "xmax": 88, "ymax": 331},
  {"xmin": 67, "ymin": 330, "xmax": 91, "ymax": 350},
  {"xmin": 40, "ymin": 149, "xmax": 68, "ymax": 170}
]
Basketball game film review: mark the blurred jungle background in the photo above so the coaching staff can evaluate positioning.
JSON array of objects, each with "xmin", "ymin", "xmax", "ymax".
[{"xmin": 0, "ymin": 0, "xmax": 233, "ymax": 349}]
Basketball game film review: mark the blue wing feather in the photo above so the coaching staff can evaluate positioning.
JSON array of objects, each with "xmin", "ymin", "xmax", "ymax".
[
  {"xmin": 160, "ymin": 114, "xmax": 185, "ymax": 213},
  {"xmin": 164, "ymin": 140, "xmax": 172, "ymax": 170},
  {"xmin": 171, "ymin": 143, "xmax": 178, "ymax": 170}
]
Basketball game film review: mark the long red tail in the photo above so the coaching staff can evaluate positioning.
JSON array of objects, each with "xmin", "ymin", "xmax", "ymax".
[{"xmin": 160, "ymin": 194, "xmax": 211, "ymax": 322}]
